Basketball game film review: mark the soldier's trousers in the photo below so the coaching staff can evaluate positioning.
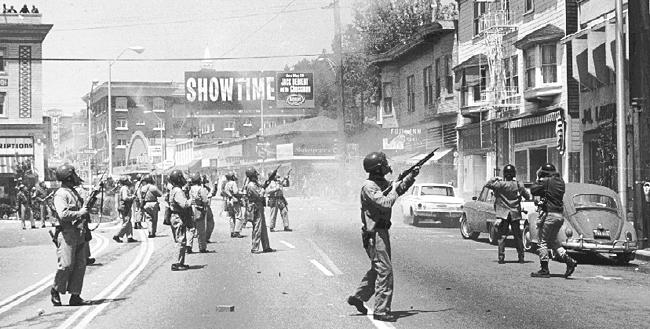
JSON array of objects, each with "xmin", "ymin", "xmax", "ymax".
[
  {"xmin": 115, "ymin": 209, "xmax": 133, "ymax": 238},
  {"xmin": 206, "ymin": 206, "xmax": 215, "ymax": 241},
  {"xmin": 226, "ymin": 204, "xmax": 243, "ymax": 234},
  {"xmin": 188, "ymin": 207, "xmax": 207, "ymax": 252},
  {"xmin": 170, "ymin": 215, "xmax": 187, "ymax": 265},
  {"xmin": 20, "ymin": 206, "xmax": 34, "ymax": 228},
  {"xmin": 32, "ymin": 203, "xmax": 47, "ymax": 227},
  {"xmin": 251, "ymin": 207, "xmax": 270, "ymax": 252},
  {"xmin": 352, "ymin": 229, "xmax": 393, "ymax": 316},
  {"xmin": 143, "ymin": 202, "xmax": 159, "ymax": 236},
  {"xmin": 496, "ymin": 216, "xmax": 524, "ymax": 259},
  {"xmin": 537, "ymin": 212, "xmax": 567, "ymax": 262},
  {"xmin": 268, "ymin": 201, "xmax": 289, "ymax": 230},
  {"xmin": 53, "ymin": 233, "xmax": 89, "ymax": 295}
]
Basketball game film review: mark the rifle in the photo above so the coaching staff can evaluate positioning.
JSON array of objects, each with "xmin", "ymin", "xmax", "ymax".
[
  {"xmin": 79, "ymin": 170, "xmax": 108, "ymax": 230},
  {"xmin": 382, "ymin": 147, "xmax": 439, "ymax": 196},
  {"xmin": 283, "ymin": 169, "xmax": 292, "ymax": 187},
  {"xmin": 262, "ymin": 165, "xmax": 282, "ymax": 189}
]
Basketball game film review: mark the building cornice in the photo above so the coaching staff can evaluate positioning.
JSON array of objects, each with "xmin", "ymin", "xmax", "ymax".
[{"xmin": 0, "ymin": 24, "xmax": 52, "ymax": 42}]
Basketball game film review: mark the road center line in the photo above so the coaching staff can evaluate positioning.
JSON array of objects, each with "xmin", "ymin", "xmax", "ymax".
[
  {"xmin": 309, "ymin": 259, "xmax": 334, "ymax": 276},
  {"xmin": 57, "ymin": 230, "xmax": 150, "ymax": 329},
  {"xmin": 306, "ymin": 238, "xmax": 343, "ymax": 275},
  {"xmin": 0, "ymin": 232, "xmax": 108, "ymax": 315},
  {"xmin": 279, "ymin": 240, "xmax": 295, "ymax": 249}
]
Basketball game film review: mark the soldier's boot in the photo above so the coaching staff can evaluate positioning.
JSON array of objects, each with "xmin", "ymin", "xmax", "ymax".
[
  {"xmin": 530, "ymin": 261, "xmax": 550, "ymax": 278},
  {"xmin": 518, "ymin": 254, "xmax": 525, "ymax": 264},
  {"xmin": 86, "ymin": 257, "xmax": 96, "ymax": 265},
  {"xmin": 69, "ymin": 295, "xmax": 92, "ymax": 306},
  {"xmin": 346, "ymin": 296, "xmax": 368, "ymax": 315},
  {"xmin": 497, "ymin": 255, "xmax": 505, "ymax": 264},
  {"xmin": 562, "ymin": 254, "xmax": 577, "ymax": 278},
  {"xmin": 50, "ymin": 288, "xmax": 61, "ymax": 307}
]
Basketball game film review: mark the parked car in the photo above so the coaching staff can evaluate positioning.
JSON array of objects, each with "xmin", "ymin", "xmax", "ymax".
[
  {"xmin": 461, "ymin": 182, "xmax": 638, "ymax": 263},
  {"xmin": 524, "ymin": 183, "xmax": 637, "ymax": 263},
  {"xmin": 399, "ymin": 183, "xmax": 464, "ymax": 227},
  {"xmin": 460, "ymin": 184, "xmax": 535, "ymax": 245}
]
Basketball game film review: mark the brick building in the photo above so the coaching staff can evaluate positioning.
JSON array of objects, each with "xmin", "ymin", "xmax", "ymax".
[{"xmin": 0, "ymin": 11, "xmax": 51, "ymax": 199}]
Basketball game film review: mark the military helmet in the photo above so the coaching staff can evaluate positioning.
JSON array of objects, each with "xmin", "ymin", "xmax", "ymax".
[
  {"xmin": 136, "ymin": 173, "xmax": 143, "ymax": 181},
  {"xmin": 168, "ymin": 169, "xmax": 186, "ymax": 186},
  {"xmin": 363, "ymin": 151, "xmax": 390, "ymax": 174},
  {"xmin": 55, "ymin": 164, "xmax": 77, "ymax": 182},
  {"xmin": 118, "ymin": 175, "xmax": 131, "ymax": 185},
  {"xmin": 142, "ymin": 174, "xmax": 154, "ymax": 184},
  {"xmin": 202, "ymin": 175, "xmax": 209, "ymax": 185},
  {"xmin": 502, "ymin": 164, "xmax": 516, "ymax": 179},
  {"xmin": 190, "ymin": 172, "xmax": 202, "ymax": 185},
  {"xmin": 230, "ymin": 171, "xmax": 238, "ymax": 181},
  {"xmin": 537, "ymin": 163, "xmax": 557, "ymax": 178},
  {"xmin": 245, "ymin": 167, "xmax": 258, "ymax": 179}
]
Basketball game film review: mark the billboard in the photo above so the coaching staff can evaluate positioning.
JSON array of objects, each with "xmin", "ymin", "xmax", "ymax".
[{"xmin": 276, "ymin": 72, "xmax": 314, "ymax": 108}]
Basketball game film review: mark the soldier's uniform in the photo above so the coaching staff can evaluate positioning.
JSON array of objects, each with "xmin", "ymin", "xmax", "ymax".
[
  {"xmin": 140, "ymin": 175, "xmax": 162, "ymax": 238},
  {"xmin": 245, "ymin": 168, "xmax": 273, "ymax": 253},
  {"xmin": 17, "ymin": 185, "xmax": 35, "ymax": 229},
  {"xmin": 202, "ymin": 176, "xmax": 215, "ymax": 242},
  {"xmin": 168, "ymin": 170, "xmax": 192, "ymax": 271},
  {"xmin": 32, "ymin": 183, "xmax": 49, "ymax": 228},
  {"xmin": 188, "ymin": 173, "xmax": 210, "ymax": 253},
  {"xmin": 348, "ymin": 152, "xmax": 417, "ymax": 323},
  {"xmin": 132, "ymin": 176, "xmax": 144, "ymax": 229},
  {"xmin": 223, "ymin": 173, "xmax": 244, "ymax": 238},
  {"xmin": 484, "ymin": 164, "xmax": 531, "ymax": 263},
  {"xmin": 266, "ymin": 177, "xmax": 291, "ymax": 232},
  {"xmin": 113, "ymin": 178, "xmax": 136, "ymax": 243}
]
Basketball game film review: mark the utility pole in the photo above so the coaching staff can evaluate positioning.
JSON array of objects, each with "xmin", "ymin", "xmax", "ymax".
[
  {"xmin": 615, "ymin": 0, "xmax": 627, "ymax": 219},
  {"xmin": 333, "ymin": 0, "xmax": 346, "ymax": 163}
]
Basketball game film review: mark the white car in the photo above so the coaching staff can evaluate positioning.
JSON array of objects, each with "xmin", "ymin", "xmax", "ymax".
[{"xmin": 400, "ymin": 183, "xmax": 464, "ymax": 227}]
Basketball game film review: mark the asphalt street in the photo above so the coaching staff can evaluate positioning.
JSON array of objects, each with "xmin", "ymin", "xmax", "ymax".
[{"xmin": 1, "ymin": 197, "xmax": 650, "ymax": 329}]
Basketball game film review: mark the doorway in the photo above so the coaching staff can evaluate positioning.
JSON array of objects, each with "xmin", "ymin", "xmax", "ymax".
[{"xmin": 529, "ymin": 148, "xmax": 548, "ymax": 181}]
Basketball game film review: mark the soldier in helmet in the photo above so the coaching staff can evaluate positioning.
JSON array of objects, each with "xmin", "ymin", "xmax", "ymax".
[
  {"xmin": 347, "ymin": 152, "xmax": 419, "ymax": 322},
  {"xmin": 223, "ymin": 171, "xmax": 244, "ymax": 238},
  {"xmin": 244, "ymin": 167, "xmax": 274, "ymax": 253},
  {"xmin": 140, "ymin": 174, "xmax": 162, "ymax": 238},
  {"xmin": 202, "ymin": 175, "xmax": 216, "ymax": 243},
  {"xmin": 167, "ymin": 170, "xmax": 192, "ymax": 270},
  {"xmin": 187, "ymin": 172, "xmax": 210, "ymax": 253},
  {"xmin": 50, "ymin": 164, "xmax": 93, "ymax": 306},
  {"xmin": 133, "ymin": 174, "xmax": 144, "ymax": 229},
  {"xmin": 112, "ymin": 176, "xmax": 137, "ymax": 243},
  {"xmin": 530, "ymin": 163, "xmax": 577, "ymax": 278},
  {"xmin": 484, "ymin": 164, "xmax": 531, "ymax": 264},
  {"xmin": 266, "ymin": 173, "xmax": 291, "ymax": 232}
]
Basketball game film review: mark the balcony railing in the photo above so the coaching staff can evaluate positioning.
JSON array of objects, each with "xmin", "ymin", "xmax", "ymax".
[{"xmin": 478, "ymin": 10, "xmax": 516, "ymax": 34}]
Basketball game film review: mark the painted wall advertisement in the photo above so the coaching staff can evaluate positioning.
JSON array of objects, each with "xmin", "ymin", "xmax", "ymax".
[
  {"xmin": 382, "ymin": 128, "xmax": 423, "ymax": 151},
  {"xmin": 276, "ymin": 72, "xmax": 314, "ymax": 108}
]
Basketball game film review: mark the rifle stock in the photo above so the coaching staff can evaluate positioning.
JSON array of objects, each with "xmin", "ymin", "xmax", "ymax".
[
  {"xmin": 262, "ymin": 165, "xmax": 282, "ymax": 189},
  {"xmin": 382, "ymin": 147, "xmax": 439, "ymax": 196}
]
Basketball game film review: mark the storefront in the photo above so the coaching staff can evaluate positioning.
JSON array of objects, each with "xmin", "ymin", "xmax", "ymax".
[{"xmin": 0, "ymin": 136, "xmax": 39, "ymax": 202}]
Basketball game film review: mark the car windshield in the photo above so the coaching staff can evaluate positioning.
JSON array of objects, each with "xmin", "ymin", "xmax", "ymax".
[
  {"xmin": 572, "ymin": 194, "xmax": 618, "ymax": 211},
  {"xmin": 421, "ymin": 186, "xmax": 454, "ymax": 197}
]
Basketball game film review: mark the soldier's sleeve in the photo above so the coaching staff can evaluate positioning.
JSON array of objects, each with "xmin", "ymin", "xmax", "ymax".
[
  {"xmin": 200, "ymin": 187, "xmax": 210, "ymax": 204},
  {"xmin": 529, "ymin": 180, "xmax": 545, "ymax": 197},
  {"xmin": 520, "ymin": 184, "xmax": 532, "ymax": 201},
  {"xmin": 53, "ymin": 191, "xmax": 84, "ymax": 223},
  {"xmin": 484, "ymin": 177, "xmax": 500, "ymax": 190},
  {"xmin": 247, "ymin": 182, "xmax": 263, "ymax": 199},
  {"xmin": 395, "ymin": 171, "xmax": 417, "ymax": 196},
  {"xmin": 173, "ymin": 188, "xmax": 191, "ymax": 209},
  {"xmin": 362, "ymin": 182, "xmax": 398, "ymax": 211}
]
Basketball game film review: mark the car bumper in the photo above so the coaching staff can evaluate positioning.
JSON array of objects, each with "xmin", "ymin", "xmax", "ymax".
[
  {"xmin": 413, "ymin": 210, "xmax": 463, "ymax": 220},
  {"xmin": 562, "ymin": 239, "xmax": 638, "ymax": 254}
]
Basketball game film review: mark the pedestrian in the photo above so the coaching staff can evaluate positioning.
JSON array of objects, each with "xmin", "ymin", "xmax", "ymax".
[
  {"xmin": 167, "ymin": 170, "xmax": 191, "ymax": 271},
  {"xmin": 529, "ymin": 163, "xmax": 577, "ymax": 278},
  {"xmin": 132, "ymin": 174, "xmax": 144, "ymax": 230},
  {"xmin": 19, "ymin": 4, "xmax": 28, "ymax": 13},
  {"xmin": 17, "ymin": 184, "xmax": 35, "ymax": 229},
  {"xmin": 7, "ymin": 5, "xmax": 16, "ymax": 13},
  {"xmin": 202, "ymin": 175, "xmax": 215, "ymax": 243},
  {"xmin": 188, "ymin": 173, "xmax": 210, "ymax": 253},
  {"xmin": 223, "ymin": 171, "xmax": 244, "ymax": 238},
  {"xmin": 484, "ymin": 164, "xmax": 531, "ymax": 264},
  {"xmin": 244, "ymin": 167, "xmax": 274, "ymax": 253},
  {"xmin": 50, "ymin": 164, "xmax": 93, "ymax": 306},
  {"xmin": 113, "ymin": 176, "xmax": 137, "ymax": 243},
  {"xmin": 140, "ymin": 174, "xmax": 162, "ymax": 238},
  {"xmin": 266, "ymin": 173, "xmax": 291, "ymax": 232},
  {"xmin": 30, "ymin": 4, "xmax": 37, "ymax": 13},
  {"xmin": 347, "ymin": 151, "xmax": 419, "ymax": 322},
  {"xmin": 32, "ymin": 181, "xmax": 49, "ymax": 228}
]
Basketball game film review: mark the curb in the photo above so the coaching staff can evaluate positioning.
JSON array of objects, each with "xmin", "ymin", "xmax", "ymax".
[{"xmin": 635, "ymin": 249, "xmax": 650, "ymax": 262}]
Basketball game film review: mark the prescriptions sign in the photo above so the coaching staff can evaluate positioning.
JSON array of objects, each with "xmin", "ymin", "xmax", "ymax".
[{"xmin": 276, "ymin": 72, "xmax": 314, "ymax": 108}]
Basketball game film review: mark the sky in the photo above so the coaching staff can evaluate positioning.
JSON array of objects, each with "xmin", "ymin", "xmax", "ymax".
[{"xmin": 32, "ymin": 0, "xmax": 354, "ymax": 114}]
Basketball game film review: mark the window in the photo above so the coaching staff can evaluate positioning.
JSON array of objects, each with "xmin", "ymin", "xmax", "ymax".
[
  {"xmin": 0, "ymin": 92, "xmax": 5, "ymax": 116},
  {"xmin": 473, "ymin": 66, "xmax": 488, "ymax": 102},
  {"xmin": 224, "ymin": 121, "xmax": 235, "ymax": 131},
  {"xmin": 136, "ymin": 120, "xmax": 145, "ymax": 126},
  {"xmin": 435, "ymin": 58, "xmax": 441, "ymax": 98},
  {"xmin": 154, "ymin": 121, "xmax": 165, "ymax": 130},
  {"xmin": 406, "ymin": 75, "xmax": 415, "ymax": 113},
  {"xmin": 504, "ymin": 55, "xmax": 519, "ymax": 93},
  {"xmin": 115, "ymin": 119, "xmax": 128, "ymax": 130},
  {"xmin": 524, "ymin": 48, "xmax": 536, "ymax": 89},
  {"xmin": 243, "ymin": 118, "xmax": 253, "ymax": 127},
  {"xmin": 525, "ymin": 0, "xmax": 534, "ymax": 13},
  {"xmin": 0, "ymin": 48, "xmax": 5, "ymax": 72},
  {"xmin": 382, "ymin": 83, "xmax": 393, "ymax": 115},
  {"xmin": 264, "ymin": 121, "xmax": 277, "ymax": 129},
  {"xmin": 541, "ymin": 44, "xmax": 557, "ymax": 83},
  {"xmin": 211, "ymin": 123, "xmax": 215, "ymax": 132},
  {"xmin": 474, "ymin": 1, "xmax": 487, "ymax": 35},
  {"xmin": 117, "ymin": 139, "xmax": 128, "ymax": 147},
  {"xmin": 115, "ymin": 97, "xmax": 128, "ymax": 111},
  {"xmin": 445, "ymin": 56, "xmax": 453, "ymax": 93},
  {"xmin": 423, "ymin": 66, "xmax": 433, "ymax": 105},
  {"xmin": 153, "ymin": 97, "xmax": 165, "ymax": 112}
]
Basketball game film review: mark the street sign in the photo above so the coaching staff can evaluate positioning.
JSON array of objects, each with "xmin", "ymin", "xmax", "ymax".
[{"xmin": 81, "ymin": 149, "xmax": 97, "ymax": 155}]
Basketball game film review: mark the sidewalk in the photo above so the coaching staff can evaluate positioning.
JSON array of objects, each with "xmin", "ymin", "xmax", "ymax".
[{"xmin": 636, "ymin": 248, "xmax": 650, "ymax": 262}]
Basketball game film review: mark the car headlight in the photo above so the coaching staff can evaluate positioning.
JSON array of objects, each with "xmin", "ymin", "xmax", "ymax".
[
  {"xmin": 417, "ymin": 203, "xmax": 422, "ymax": 209},
  {"xmin": 565, "ymin": 228, "xmax": 573, "ymax": 238}
]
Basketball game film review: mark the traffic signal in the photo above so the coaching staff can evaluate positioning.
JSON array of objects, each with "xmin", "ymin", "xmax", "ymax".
[{"xmin": 555, "ymin": 115, "xmax": 565, "ymax": 155}]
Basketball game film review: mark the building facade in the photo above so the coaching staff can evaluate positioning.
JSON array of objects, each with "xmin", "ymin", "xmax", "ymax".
[
  {"xmin": 0, "ymin": 12, "xmax": 51, "ymax": 199},
  {"xmin": 455, "ymin": 0, "xmax": 578, "ymax": 198},
  {"xmin": 372, "ymin": 21, "xmax": 459, "ymax": 185}
]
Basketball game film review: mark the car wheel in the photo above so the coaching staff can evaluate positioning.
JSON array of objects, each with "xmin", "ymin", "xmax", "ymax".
[
  {"xmin": 488, "ymin": 223, "xmax": 498, "ymax": 245},
  {"xmin": 522, "ymin": 225, "xmax": 537, "ymax": 253},
  {"xmin": 615, "ymin": 252, "xmax": 635, "ymax": 265},
  {"xmin": 413, "ymin": 215, "xmax": 420, "ymax": 226},
  {"xmin": 460, "ymin": 214, "xmax": 479, "ymax": 240}
]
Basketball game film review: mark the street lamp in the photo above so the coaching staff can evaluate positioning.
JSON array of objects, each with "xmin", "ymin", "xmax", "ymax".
[{"xmin": 107, "ymin": 46, "xmax": 145, "ymax": 176}]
